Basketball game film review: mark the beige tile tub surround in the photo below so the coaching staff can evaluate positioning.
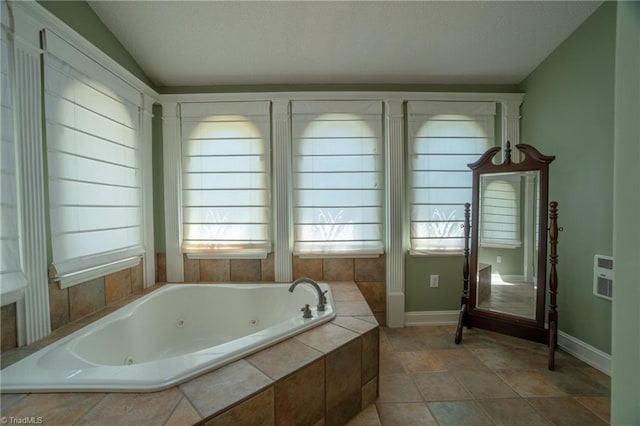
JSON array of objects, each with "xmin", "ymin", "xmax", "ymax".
[
  {"xmin": 161, "ymin": 253, "xmax": 387, "ymax": 324},
  {"xmin": 0, "ymin": 261, "xmax": 149, "ymax": 347},
  {"xmin": 0, "ymin": 303, "xmax": 18, "ymax": 352},
  {"xmin": 0, "ymin": 282, "xmax": 379, "ymax": 426}
]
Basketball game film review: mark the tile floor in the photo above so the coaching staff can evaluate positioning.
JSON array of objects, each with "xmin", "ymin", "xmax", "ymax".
[{"xmin": 348, "ymin": 325, "xmax": 610, "ymax": 426}]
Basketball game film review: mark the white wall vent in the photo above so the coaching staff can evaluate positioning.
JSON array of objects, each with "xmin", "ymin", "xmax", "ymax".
[{"xmin": 593, "ymin": 255, "xmax": 613, "ymax": 300}]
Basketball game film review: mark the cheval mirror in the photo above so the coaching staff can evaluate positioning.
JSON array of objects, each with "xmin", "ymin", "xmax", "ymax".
[{"xmin": 454, "ymin": 142, "xmax": 560, "ymax": 370}]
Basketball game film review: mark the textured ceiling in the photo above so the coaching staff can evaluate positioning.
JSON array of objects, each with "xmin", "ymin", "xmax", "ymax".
[{"xmin": 87, "ymin": 1, "xmax": 602, "ymax": 88}]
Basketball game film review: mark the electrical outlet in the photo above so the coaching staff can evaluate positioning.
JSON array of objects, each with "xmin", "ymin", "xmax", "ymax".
[{"xmin": 429, "ymin": 275, "xmax": 439, "ymax": 288}]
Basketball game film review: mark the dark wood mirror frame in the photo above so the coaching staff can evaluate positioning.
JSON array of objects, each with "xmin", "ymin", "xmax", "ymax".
[{"xmin": 454, "ymin": 142, "xmax": 560, "ymax": 370}]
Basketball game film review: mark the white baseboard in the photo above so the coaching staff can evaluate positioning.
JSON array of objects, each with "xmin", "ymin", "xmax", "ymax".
[
  {"xmin": 557, "ymin": 330, "xmax": 611, "ymax": 376},
  {"xmin": 403, "ymin": 310, "xmax": 611, "ymax": 376},
  {"xmin": 404, "ymin": 310, "xmax": 459, "ymax": 326}
]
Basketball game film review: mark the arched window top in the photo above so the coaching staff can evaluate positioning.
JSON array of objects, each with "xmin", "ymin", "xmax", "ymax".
[
  {"xmin": 302, "ymin": 112, "xmax": 376, "ymax": 135},
  {"xmin": 417, "ymin": 113, "xmax": 489, "ymax": 139},
  {"xmin": 187, "ymin": 114, "xmax": 264, "ymax": 140}
]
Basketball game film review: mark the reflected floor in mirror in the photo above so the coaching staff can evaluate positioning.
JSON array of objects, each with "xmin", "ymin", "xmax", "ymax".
[
  {"xmin": 348, "ymin": 325, "xmax": 610, "ymax": 426},
  {"xmin": 478, "ymin": 278, "xmax": 536, "ymax": 319}
]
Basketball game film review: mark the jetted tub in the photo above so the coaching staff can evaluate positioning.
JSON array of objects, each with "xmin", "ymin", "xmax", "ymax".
[{"xmin": 0, "ymin": 282, "xmax": 335, "ymax": 393}]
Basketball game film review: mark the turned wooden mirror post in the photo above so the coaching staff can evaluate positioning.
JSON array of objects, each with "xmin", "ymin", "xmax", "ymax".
[{"xmin": 454, "ymin": 142, "xmax": 560, "ymax": 370}]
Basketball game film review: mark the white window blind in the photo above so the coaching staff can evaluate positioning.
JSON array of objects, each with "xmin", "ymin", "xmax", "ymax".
[
  {"xmin": 480, "ymin": 174, "xmax": 521, "ymax": 248},
  {"xmin": 180, "ymin": 102, "xmax": 271, "ymax": 257},
  {"xmin": 1, "ymin": 24, "xmax": 27, "ymax": 302},
  {"xmin": 44, "ymin": 30, "xmax": 144, "ymax": 287},
  {"xmin": 292, "ymin": 100, "xmax": 383, "ymax": 256},
  {"xmin": 408, "ymin": 101, "xmax": 495, "ymax": 253}
]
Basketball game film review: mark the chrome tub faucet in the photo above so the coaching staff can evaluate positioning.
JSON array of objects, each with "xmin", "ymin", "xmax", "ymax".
[{"xmin": 289, "ymin": 277, "xmax": 327, "ymax": 312}]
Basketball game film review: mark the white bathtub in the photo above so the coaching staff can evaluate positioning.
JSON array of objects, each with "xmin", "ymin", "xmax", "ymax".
[{"xmin": 0, "ymin": 282, "xmax": 335, "ymax": 393}]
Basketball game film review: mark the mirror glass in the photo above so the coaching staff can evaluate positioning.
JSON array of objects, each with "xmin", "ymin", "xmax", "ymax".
[{"xmin": 475, "ymin": 170, "xmax": 540, "ymax": 319}]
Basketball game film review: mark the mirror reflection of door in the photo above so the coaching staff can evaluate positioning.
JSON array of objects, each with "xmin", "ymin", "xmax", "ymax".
[{"xmin": 475, "ymin": 171, "xmax": 540, "ymax": 319}]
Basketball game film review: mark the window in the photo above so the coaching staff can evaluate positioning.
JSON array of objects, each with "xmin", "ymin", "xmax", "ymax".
[
  {"xmin": 479, "ymin": 174, "xmax": 521, "ymax": 248},
  {"xmin": 408, "ymin": 101, "xmax": 496, "ymax": 253},
  {"xmin": 0, "ymin": 23, "xmax": 27, "ymax": 303},
  {"xmin": 44, "ymin": 31, "xmax": 144, "ymax": 288},
  {"xmin": 292, "ymin": 100, "xmax": 383, "ymax": 256},
  {"xmin": 180, "ymin": 102, "xmax": 271, "ymax": 257}
]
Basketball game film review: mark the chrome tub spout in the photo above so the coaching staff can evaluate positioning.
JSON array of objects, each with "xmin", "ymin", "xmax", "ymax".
[{"xmin": 289, "ymin": 277, "xmax": 327, "ymax": 311}]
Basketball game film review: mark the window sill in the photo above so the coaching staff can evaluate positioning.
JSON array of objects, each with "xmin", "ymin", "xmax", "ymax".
[
  {"xmin": 185, "ymin": 251, "xmax": 270, "ymax": 260},
  {"xmin": 54, "ymin": 256, "xmax": 142, "ymax": 289},
  {"xmin": 294, "ymin": 252, "xmax": 383, "ymax": 259},
  {"xmin": 408, "ymin": 249, "xmax": 464, "ymax": 257},
  {"xmin": 479, "ymin": 242, "xmax": 522, "ymax": 249},
  {"xmin": 1, "ymin": 286, "xmax": 26, "ymax": 307}
]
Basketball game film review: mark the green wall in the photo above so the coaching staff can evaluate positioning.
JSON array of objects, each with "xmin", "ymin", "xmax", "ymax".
[
  {"xmin": 405, "ymin": 254, "xmax": 464, "ymax": 311},
  {"xmin": 611, "ymin": 1, "xmax": 640, "ymax": 423},
  {"xmin": 37, "ymin": 1, "xmax": 154, "ymax": 88},
  {"xmin": 152, "ymin": 104, "xmax": 165, "ymax": 253},
  {"xmin": 519, "ymin": 2, "xmax": 616, "ymax": 354}
]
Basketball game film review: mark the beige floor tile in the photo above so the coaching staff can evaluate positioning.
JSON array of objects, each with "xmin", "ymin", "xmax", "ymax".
[
  {"xmin": 496, "ymin": 369, "xmax": 567, "ymax": 397},
  {"xmin": 478, "ymin": 398, "xmax": 552, "ymax": 425},
  {"xmin": 454, "ymin": 369, "xmax": 519, "ymax": 399},
  {"xmin": 428, "ymin": 401, "xmax": 494, "ymax": 425},
  {"xmin": 377, "ymin": 373, "xmax": 423, "ymax": 403},
  {"xmin": 412, "ymin": 371, "xmax": 473, "ymax": 402},
  {"xmin": 377, "ymin": 402, "xmax": 438, "ymax": 425},
  {"xmin": 527, "ymin": 397, "xmax": 609, "ymax": 425},
  {"xmin": 575, "ymin": 396, "xmax": 611, "ymax": 424},
  {"xmin": 396, "ymin": 350, "xmax": 447, "ymax": 373}
]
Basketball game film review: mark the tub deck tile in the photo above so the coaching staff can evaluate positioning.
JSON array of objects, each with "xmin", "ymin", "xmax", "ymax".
[
  {"xmin": 246, "ymin": 338, "xmax": 323, "ymax": 381},
  {"xmin": 332, "ymin": 316, "xmax": 379, "ymax": 334},
  {"xmin": 165, "ymin": 396, "xmax": 202, "ymax": 426},
  {"xmin": 335, "ymin": 300, "xmax": 375, "ymax": 317},
  {"xmin": 3, "ymin": 392, "xmax": 106, "ymax": 425},
  {"xmin": 79, "ymin": 388, "xmax": 182, "ymax": 425},
  {"xmin": 180, "ymin": 359, "xmax": 273, "ymax": 419},
  {"xmin": 294, "ymin": 322, "xmax": 359, "ymax": 354}
]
